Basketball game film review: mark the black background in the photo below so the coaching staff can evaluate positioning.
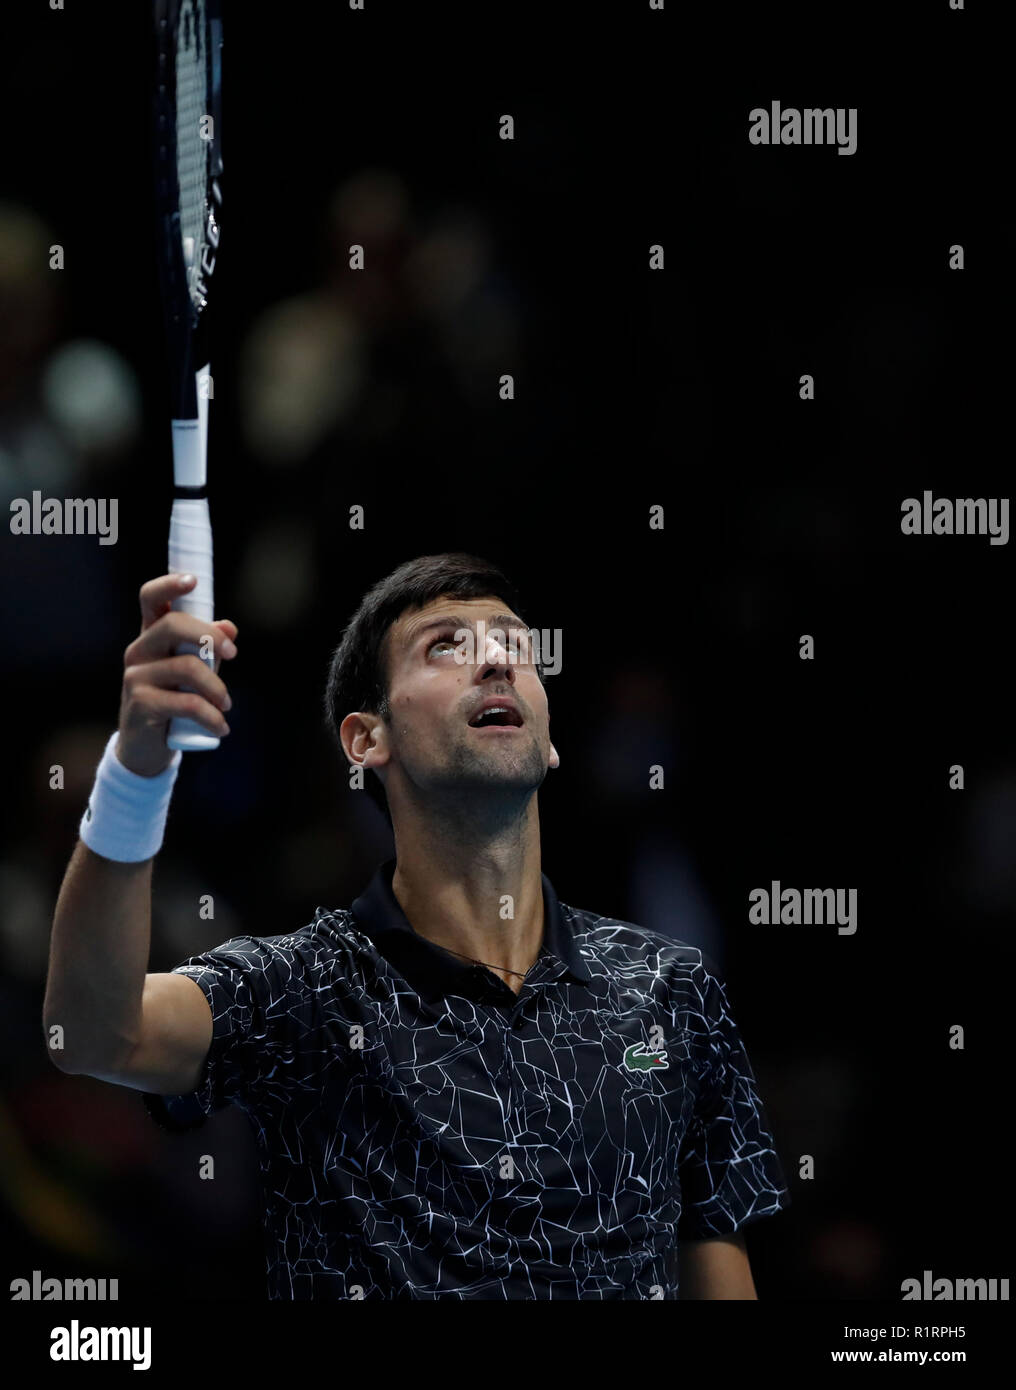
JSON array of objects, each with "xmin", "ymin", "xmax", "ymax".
[{"xmin": 0, "ymin": 0, "xmax": 1008, "ymax": 1313}]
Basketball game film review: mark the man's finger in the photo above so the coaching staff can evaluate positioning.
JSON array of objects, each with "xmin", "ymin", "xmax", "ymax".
[
  {"xmin": 125, "ymin": 611, "xmax": 237, "ymax": 666},
  {"xmin": 139, "ymin": 573, "xmax": 197, "ymax": 630}
]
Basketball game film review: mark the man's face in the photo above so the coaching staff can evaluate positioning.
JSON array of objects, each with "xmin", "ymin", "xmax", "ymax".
[{"xmin": 367, "ymin": 594, "xmax": 558, "ymax": 809}]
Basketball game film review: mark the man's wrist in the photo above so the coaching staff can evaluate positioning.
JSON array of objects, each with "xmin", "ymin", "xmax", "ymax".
[
  {"xmin": 80, "ymin": 731, "xmax": 183, "ymax": 862},
  {"xmin": 115, "ymin": 736, "xmax": 176, "ymax": 779}
]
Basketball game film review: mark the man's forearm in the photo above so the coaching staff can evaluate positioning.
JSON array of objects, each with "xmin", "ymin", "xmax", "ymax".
[
  {"xmin": 43, "ymin": 839, "xmax": 153, "ymax": 1072},
  {"xmin": 679, "ymin": 1233, "xmax": 759, "ymax": 1299}
]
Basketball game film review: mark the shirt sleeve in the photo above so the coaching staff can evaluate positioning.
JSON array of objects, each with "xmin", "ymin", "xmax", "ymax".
[
  {"xmin": 141, "ymin": 935, "xmax": 302, "ymax": 1133},
  {"xmin": 676, "ymin": 954, "xmax": 791, "ymax": 1238}
]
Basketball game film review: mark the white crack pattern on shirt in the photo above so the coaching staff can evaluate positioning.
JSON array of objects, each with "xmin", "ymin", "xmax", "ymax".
[{"xmin": 142, "ymin": 868, "xmax": 790, "ymax": 1299}]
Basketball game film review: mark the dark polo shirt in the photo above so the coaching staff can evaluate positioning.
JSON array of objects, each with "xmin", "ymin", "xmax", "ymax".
[{"xmin": 143, "ymin": 858, "xmax": 790, "ymax": 1298}]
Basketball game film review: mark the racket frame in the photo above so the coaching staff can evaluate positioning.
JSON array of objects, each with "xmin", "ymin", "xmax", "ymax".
[{"xmin": 153, "ymin": 0, "xmax": 224, "ymax": 752}]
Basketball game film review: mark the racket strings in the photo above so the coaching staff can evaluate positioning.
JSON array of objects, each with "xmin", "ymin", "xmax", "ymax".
[{"xmin": 175, "ymin": 0, "xmax": 212, "ymax": 310}]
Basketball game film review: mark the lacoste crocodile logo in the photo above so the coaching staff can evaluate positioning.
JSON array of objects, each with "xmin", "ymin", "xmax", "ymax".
[{"xmin": 623, "ymin": 1042, "xmax": 669, "ymax": 1072}]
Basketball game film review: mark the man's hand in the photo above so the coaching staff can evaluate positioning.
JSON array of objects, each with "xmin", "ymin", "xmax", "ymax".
[
  {"xmin": 679, "ymin": 1232, "xmax": 759, "ymax": 1299},
  {"xmin": 118, "ymin": 573, "xmax": 238, "ymax": 777}
]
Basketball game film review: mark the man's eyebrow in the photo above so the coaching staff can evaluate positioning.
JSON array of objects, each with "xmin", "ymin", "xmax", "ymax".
[{"xmin": 404, "ymin": 613, "xmax": 526, "ymax": 648}]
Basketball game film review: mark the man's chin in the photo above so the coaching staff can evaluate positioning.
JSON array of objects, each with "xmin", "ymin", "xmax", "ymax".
[{"xmin": 430, "ymin": 751, "xmax": 549, "ymax": 798}]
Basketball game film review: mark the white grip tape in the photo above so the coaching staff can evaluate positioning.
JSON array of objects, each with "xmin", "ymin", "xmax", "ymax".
[
  {"xmin": 168, "ymin": 496, "xmax": 219, "ymax": 751},
  {"xmin": 169, "ymin": 497, "xmax": 213, "ymax": 617}
]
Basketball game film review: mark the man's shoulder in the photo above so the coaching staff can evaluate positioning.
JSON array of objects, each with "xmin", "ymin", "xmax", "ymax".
[
  {"xmin": 559, "ymin": 899, "xmax": 717, "ymax": 984},
  {"xmin": 168, "ymin": 908, "xmax": 372, "ymax": 987}
]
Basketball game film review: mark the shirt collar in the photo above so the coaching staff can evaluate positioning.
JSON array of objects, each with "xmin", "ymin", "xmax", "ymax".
[{"xmin": 350, "ymin": 857, "xmax": 591, "ymax": 1001}]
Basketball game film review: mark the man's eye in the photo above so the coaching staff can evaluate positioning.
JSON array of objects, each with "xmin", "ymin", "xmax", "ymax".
[{"xmin": 426, "ymin": 630, "xmax": 530, "ymax": 657}]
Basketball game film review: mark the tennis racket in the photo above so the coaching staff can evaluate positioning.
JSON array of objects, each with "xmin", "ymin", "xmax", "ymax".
[{"xmin": 153, "ymin": 0, "xmax": 223, "ymax": 751}]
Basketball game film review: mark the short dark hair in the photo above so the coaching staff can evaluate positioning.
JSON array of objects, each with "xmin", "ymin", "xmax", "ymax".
[{"xmin": 323, "ymin": 553, "xmax": 539, "ymax": 824}]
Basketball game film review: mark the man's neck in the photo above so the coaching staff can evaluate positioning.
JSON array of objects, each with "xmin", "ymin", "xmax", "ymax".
[{"xmin": 390, "ymin": 821, "xmax": 544, "ymax": 995}]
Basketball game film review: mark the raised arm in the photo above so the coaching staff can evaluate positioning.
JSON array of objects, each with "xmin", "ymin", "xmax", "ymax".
[{"xmin": 43, "ymin": 572, "xmax": 236, "ymax": 1088}]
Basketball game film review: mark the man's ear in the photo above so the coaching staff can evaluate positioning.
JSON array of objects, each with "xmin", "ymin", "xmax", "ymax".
[
  {"xmin": 340, "ymin": 711, "xmax": 388, "ymax": 772},
  {"xmin": 549, "ymin": 742, "xmax": 560, "ymax": 769}
]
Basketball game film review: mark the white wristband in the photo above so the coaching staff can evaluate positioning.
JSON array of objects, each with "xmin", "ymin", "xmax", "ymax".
[{"xmin": 79, "ymin": 731, "xmax": 183, "ymax": 863}]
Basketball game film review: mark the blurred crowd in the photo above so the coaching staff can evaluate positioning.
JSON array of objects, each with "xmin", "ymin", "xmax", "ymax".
[{"xmin": 2, "ymin": 168, "xmax": 1011, "ymax": 1300}]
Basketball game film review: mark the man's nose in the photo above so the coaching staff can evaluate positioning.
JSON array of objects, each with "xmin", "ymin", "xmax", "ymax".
[{"xmin": 481, "ymin": 633, "xmax": 516, "ymax": 674}]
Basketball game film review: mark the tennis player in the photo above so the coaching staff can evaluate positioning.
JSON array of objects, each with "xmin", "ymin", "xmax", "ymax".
[{"xmin": 45, "ymin": 552, "xmax": 791, "ymax": 1299}]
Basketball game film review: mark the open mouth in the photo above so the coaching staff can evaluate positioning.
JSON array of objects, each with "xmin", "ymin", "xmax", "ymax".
[{"xmin": 468, "ymin": 704, "xmax": 524, "ymax": 730}]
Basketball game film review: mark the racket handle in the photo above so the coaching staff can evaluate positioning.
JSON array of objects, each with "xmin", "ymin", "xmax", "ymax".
[{"xmin": 168, "ymin": 496, "xmax": 220, "ymax": 752}]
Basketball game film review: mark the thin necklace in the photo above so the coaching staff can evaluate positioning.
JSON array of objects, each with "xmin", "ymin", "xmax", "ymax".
[{"xmin": 437, "ymin": 945, "xmax": 532, "ymax": 981}]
